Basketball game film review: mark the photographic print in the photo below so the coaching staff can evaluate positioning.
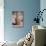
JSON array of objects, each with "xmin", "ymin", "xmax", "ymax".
[{"xmin": 12, "ymin": 11, "xmax": 24, "ymax": 27}]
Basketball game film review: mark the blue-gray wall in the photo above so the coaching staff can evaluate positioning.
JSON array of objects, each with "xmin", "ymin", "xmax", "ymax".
[
  {"xmin": 40, "ymin": 0, "xmax": 46, "ymax": 27},
  {"xmin": 4, "ymin": 0, "xmax": 40, "ymax": 42}
]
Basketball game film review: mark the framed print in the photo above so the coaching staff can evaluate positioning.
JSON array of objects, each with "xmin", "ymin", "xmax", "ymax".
[{"xmin": 12, "ymin": 11, "xmax": 24, "ymax": 27}]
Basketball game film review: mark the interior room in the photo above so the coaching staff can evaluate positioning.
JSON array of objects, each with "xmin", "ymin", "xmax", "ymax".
[{"xmin": 0, "ymin": 0, "xmax": 46, "ymax": 46}]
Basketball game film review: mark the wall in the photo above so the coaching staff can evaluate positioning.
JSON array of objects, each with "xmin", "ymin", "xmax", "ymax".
[
  {"xmin": 40, "ymin": 0, "xmax": 46, "ymax": 27},
  {"xmin": 0, "ymin": 0, "xmax": 4, "ymax": 42},
  {"xmin": 4, "ymin": 0, "xmax": 40, "ymax": 42}
]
